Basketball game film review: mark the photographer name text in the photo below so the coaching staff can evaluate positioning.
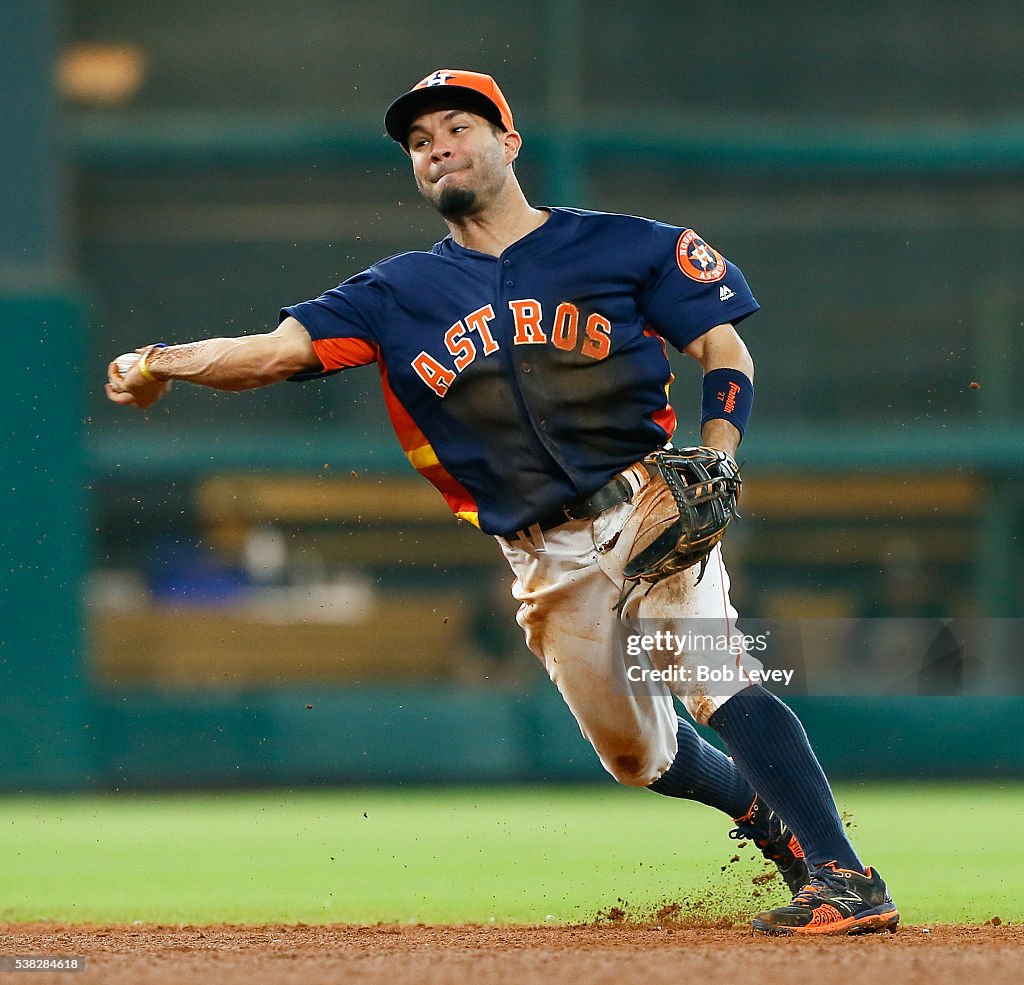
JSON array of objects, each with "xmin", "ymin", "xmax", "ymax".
[{"xmin": 625, "ymin": 664, "xmax": 795, "ymax": 686}]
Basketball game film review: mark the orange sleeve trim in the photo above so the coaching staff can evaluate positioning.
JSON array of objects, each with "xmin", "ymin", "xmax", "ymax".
[{"xmin": 312, "ymin": 336, "xmax": 379, "ymax": 370}]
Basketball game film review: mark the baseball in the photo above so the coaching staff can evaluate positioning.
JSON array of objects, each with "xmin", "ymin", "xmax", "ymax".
[{"xmin": 114, "ymin": 352, "xmax": 141, "ymax": 375}]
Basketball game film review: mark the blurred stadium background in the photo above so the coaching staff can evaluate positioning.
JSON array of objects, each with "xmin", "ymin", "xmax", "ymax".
[{"xmin": 3, "ymin": 0, "xmax": 1023, "ymax": 792}]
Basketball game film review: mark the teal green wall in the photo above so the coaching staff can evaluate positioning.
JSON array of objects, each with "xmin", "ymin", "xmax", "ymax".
[
  {"xmin": 1, "ymin": 295, "xmax": 91, "ymax": 788},
  {"xmin": 79, "ymin": 690, "xmax": 1024, "ymax": 789}
]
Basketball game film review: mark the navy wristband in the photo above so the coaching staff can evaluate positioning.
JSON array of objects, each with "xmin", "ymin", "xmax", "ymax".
[{"xmin": 701, "ymin": 368, "xmax": 754, "ymax": 438}]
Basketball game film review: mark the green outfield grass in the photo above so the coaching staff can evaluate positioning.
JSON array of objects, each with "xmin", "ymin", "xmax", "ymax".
[{"xmin": 0, "ymin": 782, "xmax": 1018, "ymax": 925}]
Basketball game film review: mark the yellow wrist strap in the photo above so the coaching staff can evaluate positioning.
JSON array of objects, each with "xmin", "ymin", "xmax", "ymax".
[{"xmin": 138, "ymin": 347, "xmax": 161, "ymax": 382}]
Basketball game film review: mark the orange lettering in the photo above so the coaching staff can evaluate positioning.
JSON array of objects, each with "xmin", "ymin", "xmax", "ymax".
[
  {"xmin": 551, "ymin": 302, "xmax": 579, "ymax": 352},
  {"xmin": 465, "ymin": 304, "xmax": 499, "ymax": 355},
  {"xmin": 723, "ymin": 381, "xmax": 741, "ymax": 413},
  {"xmin": 581, "ymin": 313, "xmax": 612, "ymax": 360},
  {"xmin": 412, "ymin": 351, "xmax": 456, "ymax": 397},
  {"xmin": 444, "ymin": 321, "xmax": 477, "ymax": 371},
  {"xmin": 508, "ymin": 299, "xmax": 547, "ymax": 345}
]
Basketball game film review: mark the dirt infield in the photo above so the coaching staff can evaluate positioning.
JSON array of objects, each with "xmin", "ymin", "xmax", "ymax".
[{"xmin": 1, "ymin": 922, "xmax": 1019, "ymax": 985}]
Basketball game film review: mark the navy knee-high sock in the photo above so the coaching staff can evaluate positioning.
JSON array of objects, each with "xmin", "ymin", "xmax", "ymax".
[
  {"xmin": 708, "ymin": 684, "xmax": 863, "ymax": 872},
  {"xmin": 647, "ymin": 715, "xmax": 756, "ymax": 819}
]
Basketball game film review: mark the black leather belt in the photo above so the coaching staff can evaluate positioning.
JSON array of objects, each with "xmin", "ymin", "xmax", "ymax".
[{"xmin": 513, "ymin": 466, "xmax": 648, "ymax": 537}]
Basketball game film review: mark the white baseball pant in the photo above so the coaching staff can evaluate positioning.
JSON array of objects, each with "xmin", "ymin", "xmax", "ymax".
[{"xmin": 498, "ymin": 466, "xmax": 765, "ymax": 787}]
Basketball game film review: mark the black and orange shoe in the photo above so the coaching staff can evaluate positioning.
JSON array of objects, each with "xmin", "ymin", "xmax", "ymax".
[
  {"xmin": 751, "ymin": 862, "xmax": 899, "ymax": 935},
  {"xmin": 730, "ymin": 795, "xmax": 809, "ymax": 895}
]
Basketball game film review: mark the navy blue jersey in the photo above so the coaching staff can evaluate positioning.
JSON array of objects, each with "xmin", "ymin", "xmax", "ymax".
[{"xmin": 282, "ymin": 207, "xmax": 758, "ymax": 537}]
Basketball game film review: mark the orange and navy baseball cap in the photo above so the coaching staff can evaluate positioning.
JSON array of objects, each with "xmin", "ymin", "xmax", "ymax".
[{"xmin": 385, "ymin": 69, "xmax": 515, "ymax": 149}]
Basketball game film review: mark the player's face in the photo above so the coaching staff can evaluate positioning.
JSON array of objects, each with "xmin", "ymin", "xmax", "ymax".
[{"xmin": 407, "ymin": 108, "xmax": 513, "ymax": 219}]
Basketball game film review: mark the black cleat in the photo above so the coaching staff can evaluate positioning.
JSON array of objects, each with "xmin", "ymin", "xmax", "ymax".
[
  {"xmin": 730, "ymin": 795, "xmax": 809, "ymax": 895},
  {"xmin": 751, "ymin": 862, "xmax": 900, "ymax": 936}
]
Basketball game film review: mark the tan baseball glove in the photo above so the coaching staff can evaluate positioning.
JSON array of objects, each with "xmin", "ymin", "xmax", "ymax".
[{"xmin": 623, "ymin": 446, "xmax": 742, "ymax": 586}]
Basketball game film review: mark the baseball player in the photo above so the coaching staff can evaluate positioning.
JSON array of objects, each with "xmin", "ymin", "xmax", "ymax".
[{"xmin": 106, "ymin": 69, "xmax": 898, "ymax": 935}]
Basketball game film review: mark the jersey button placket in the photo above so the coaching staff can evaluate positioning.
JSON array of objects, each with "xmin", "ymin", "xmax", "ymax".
[{"xmin": 499, "ymin": 252, "xmax": 547, "ymax": 444}]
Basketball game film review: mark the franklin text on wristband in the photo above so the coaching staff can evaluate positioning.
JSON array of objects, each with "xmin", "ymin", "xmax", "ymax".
[{"xmin": 701, "ymin": 367, "xmax": 753, "ymax": 438}]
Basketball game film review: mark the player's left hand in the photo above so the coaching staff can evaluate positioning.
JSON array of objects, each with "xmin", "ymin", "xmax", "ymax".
[
  {"xmin": 105, "ymin": 347, "xmax": 172, "ymax": 409},
  {"xmin": 623, "ymin": 446, "xmax": 741, "ymax": 585}
]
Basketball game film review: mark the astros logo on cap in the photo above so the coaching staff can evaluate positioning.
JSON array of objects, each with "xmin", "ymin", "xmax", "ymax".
[
  {"xmin": 676, "ymin": 229, "xmax": 727, "ymax": 283},
  {"xmin": 419, "ymin": 70, "xmax": 457, "ymax": 87}
]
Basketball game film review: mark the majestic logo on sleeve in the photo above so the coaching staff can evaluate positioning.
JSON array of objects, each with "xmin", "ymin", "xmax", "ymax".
[{"xmin": 676, "ymin": 229, "xmax": 727, "ymax": 283}]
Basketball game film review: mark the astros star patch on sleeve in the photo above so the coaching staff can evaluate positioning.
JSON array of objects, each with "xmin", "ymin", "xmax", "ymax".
[{"xmin": 676, "ymin": 229, "xmax": 728, "ymax": 283}]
